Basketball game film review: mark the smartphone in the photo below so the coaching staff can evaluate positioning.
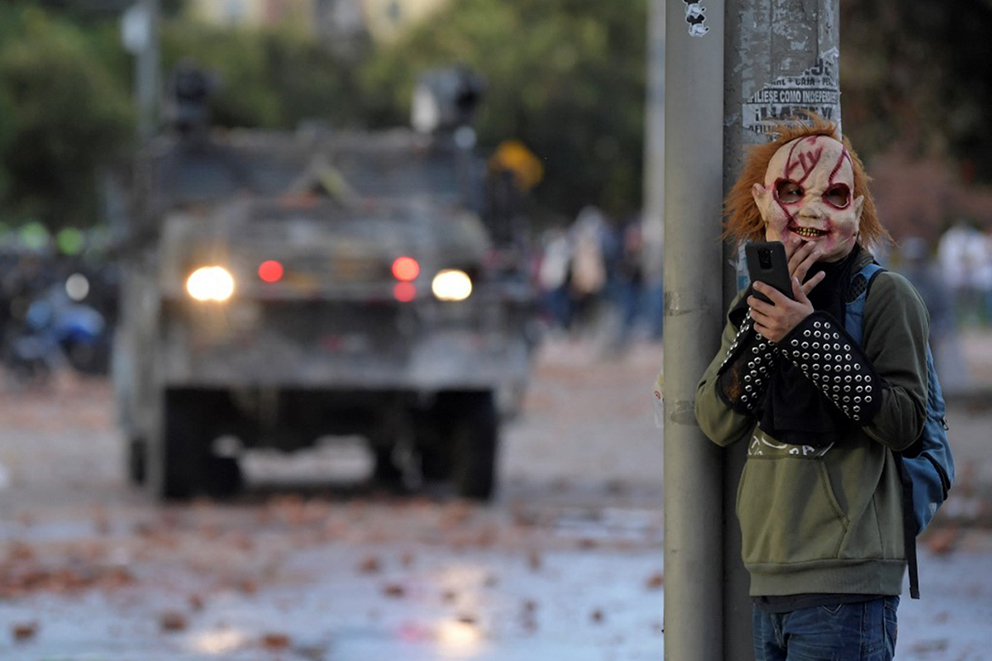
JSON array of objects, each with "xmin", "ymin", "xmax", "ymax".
[{"xmin": 745, "ymin": 241, "xmax": 794, "ymax": 303}]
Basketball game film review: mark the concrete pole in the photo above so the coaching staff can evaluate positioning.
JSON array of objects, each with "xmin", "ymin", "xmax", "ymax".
[
  {"xmin": 718, "ymin": 0, "xmax": 842, "ymax": 657},
  {"xmin": 662, "ymin": 1, "xmax": 726, "ymax": 659},
  {"xmin": 661, "ymin": 0, "xmax": 841, "ymax": 658}
]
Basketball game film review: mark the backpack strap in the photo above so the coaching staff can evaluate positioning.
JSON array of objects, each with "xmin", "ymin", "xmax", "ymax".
[
  {"xmin": 893, "ymin": 452, "xmax": 921, "ymax": 599},
  {"xmin": 845, "ymin": 262, "xmax": 922, "ymax": 599}
]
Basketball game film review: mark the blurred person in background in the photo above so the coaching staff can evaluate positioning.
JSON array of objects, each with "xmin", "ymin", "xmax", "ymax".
[
  {"xmin": 567, "ymin": 205, "xmax": 612, "ymax": 336},
  {"xmin": 937, "ymin": 220, "xmax": 992, "ymax": 327},
  {"xmin": 899, "ymin": 236, "xmax": 967, "ymax": 391},
  {"xmin": 537, "ymin": 226, "xmax": 574, "ymax": 332},
  {"xmin": 608, "ymin": 216, "xmax": 646, "ymax": 351}
]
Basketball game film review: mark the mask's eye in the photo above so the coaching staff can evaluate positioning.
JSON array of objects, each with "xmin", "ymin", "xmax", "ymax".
[
  {"xmin": 775, "ymin": 180, "xmax": 803, "ymax": 203},
  {"xmin": 824, "ymin": 184, "xmax": 850, "ymax": 207}
]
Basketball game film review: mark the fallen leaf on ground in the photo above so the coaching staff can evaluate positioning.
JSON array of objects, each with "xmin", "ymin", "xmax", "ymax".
[
  {"xmin": 925, "ymin": 527, "xmax": 959, "ymax": 555},
  {"xmin": 12, "ymin": 622, "xmax": 38, "ymax": 641},
  {"xmin": 237, "ymin": 578, "xmax": 259, "ymax": 594},
  {"xmin": 358, "ymin": 555, "xmax": 382, "ymax": 574},
  {"xmin": 646, "ymin": 572, "xmax": 664, "ymax": 590},
  {"xmin": 262, "ymin": 633, "xmax": 291, "ymax": 650},
  {"xmin": 383, "ymin": 583, "xmax": 406, "ymax": 598},
  {"xmin": 159, "ymin": 611, "xmax": 187, "ymax": 632}
]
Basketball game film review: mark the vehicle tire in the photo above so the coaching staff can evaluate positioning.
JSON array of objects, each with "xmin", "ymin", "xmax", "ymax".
[
  {"xmin": 203, "ymin": 454, "xmax": 244, "ymax": 498},
  {"xmin": 371, "ymin": 445, "xmax": 405, "ymax": 489},
  {"xmin": 449, "ymin": 392, "xmax": 499, "ymax": 501},
  {"xmin": 157, "ymin": 390, "xmax": 242, "ymax": 500},
  {"xmin": 157, "ymin": 389, "xmax": 203, "ymax": 499},
  {"xmin": 127, "ymin": 437, "xmax": 147, "ymax": 486},
  {"xmin": 419, "ymin": 444, "xmax": 451, "ymax": 483}
]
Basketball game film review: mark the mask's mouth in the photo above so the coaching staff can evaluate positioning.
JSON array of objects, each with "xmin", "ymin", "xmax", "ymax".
[{"xmin": 790, "ymin": 224, "xmax": 829, "ymax": 239}]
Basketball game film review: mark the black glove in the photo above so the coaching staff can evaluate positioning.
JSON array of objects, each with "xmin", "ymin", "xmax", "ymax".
[
  {"xmin": 779, "ymin": 311, "xmax": 883, "ymax": 424},
  {"xmin": 717, "ymin": 311, "xmax": 778, "ymax": 414}
]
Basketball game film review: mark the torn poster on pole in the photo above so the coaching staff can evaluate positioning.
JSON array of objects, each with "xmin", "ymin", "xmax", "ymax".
[{"xmin": 742, "ymin": 50, "xmax": 841, "ymax": 135}]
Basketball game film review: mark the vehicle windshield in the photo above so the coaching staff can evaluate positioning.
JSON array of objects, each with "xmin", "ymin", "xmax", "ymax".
[{"xmin": 332, "ymin": 151, "xmax": 461, "ymax": 200}]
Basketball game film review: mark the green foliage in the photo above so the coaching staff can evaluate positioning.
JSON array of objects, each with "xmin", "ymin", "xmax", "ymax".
[
  {"xmin": 841, "ymin": 0, "xmax": 992, "ymax": 182},
  {"xmin": 0, "ymin": 6, "xmax": 134, "ymax": 229},
  {"xmin": 361, "ymin": 0, "xmax": 647, "ymax": 219},
  {"xmin": 162, "ymin": 21, "xmax": 282, "ymax": 128},
  {"xmin": 161, "ymin": 20, "xmax": 368, "ymax": 130}
]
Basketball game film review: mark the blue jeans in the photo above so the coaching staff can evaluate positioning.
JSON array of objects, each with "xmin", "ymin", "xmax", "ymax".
[{"xmin": 753, "ymin": 597, "xmax": 899, "ymax": 661}]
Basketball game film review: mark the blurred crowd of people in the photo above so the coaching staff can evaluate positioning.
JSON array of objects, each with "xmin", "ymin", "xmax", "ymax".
[
  {"xmin": 872, "ymin": 220, "xmax": 992, "ymax": 391},
  {"xmin": 529, "ymin": 210, "xmax": 992, "ymax": 381},
  {"xmin": 534, "ymin": 206, "xmax": 663, "ymax": 352}
]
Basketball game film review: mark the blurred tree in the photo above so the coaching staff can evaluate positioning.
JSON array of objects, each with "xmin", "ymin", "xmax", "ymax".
[
  {"xmin": 841, "ymin": 0, "xmax": 992, "ymax": 183},
  {"xmin": 161, "ymin": 21, "xmax": 283, "ymax": 128},
  {"xmin": 360, "ymin": 0, "xmax": 647, "ymax": 220},
  {"xmin": 0, "ymin": 6, "xmax": 134, "ymax": 229},
  {"xmin": 160, "ymin": 20, "xmax": 368, "ymax": 130}
]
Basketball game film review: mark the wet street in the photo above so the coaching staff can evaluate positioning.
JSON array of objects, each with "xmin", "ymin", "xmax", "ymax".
[
  {"xmin": 1, "ymin": 337, "xmax": 992, "ymax": 660},
  {"xmin": 0, "ymin": 339, "xmax": 667, "ymax": 660}
]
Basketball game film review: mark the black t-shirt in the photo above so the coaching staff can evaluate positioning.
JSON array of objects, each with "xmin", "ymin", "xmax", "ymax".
[{"xmin": 752, "ymin": 593, "xmax": 882, "ymax": 614}]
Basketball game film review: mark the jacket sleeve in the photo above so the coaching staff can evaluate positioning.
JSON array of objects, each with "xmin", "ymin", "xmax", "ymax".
[
  {"xmin": 859, "ymin": 272, "xmax": 929, "ymax": 451},
  {"xmin": 695, "ymin": 291, "xmax": 759, "ymax": 448}
]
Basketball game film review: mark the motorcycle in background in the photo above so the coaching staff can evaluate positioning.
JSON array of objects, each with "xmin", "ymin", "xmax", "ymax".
[{"xmin": 2, "ymin": 273, "xmax": 111, "ymax": 384}]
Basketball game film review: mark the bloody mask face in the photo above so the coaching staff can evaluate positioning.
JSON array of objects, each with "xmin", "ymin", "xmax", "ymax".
[{"xmin": 751, "ymin": 135, "xmax": 865, "ymax": 263}]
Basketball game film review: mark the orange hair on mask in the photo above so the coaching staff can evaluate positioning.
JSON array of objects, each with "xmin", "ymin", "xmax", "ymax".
[{"xmin": 723, "ymin": 112, "xmax": 889, "ymax": 250}]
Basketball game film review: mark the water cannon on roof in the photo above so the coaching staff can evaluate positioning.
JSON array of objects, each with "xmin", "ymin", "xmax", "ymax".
[
  {"xmin": 411, "ymin": 67, "xmax": 486, "ymax": 135},
  {"xmin": 165, "ymin": 59, "xmax": 218, "ymax": 135}
]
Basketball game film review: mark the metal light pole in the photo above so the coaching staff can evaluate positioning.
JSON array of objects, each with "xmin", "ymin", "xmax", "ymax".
[
  {"xmin": 662, "ymin": 1, "xmax": 726, "ymax": 659},
  {"xmin": 122, "ymin": 0, "xmax": 161, "ymax": 141},
  {"xmin": 721, "ymin": 3, "xmax": 841, "ymax": 653}
]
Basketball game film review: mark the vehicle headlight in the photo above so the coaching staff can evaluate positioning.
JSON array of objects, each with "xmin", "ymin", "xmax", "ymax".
[
  {"xmin": 186, "ymin": 266, "xmax": 235, "ymax": 302},
  {"xmin": 431, "ymin": 269, "xmax": 472, "ymax": 302}
]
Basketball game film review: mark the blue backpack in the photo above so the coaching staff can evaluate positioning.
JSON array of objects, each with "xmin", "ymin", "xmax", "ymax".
[{"xmin": 845, "ymin": 262, "xmax": 955, "ymax": 599}]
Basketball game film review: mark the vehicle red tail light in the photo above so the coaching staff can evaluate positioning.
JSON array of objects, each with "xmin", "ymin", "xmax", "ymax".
[
  {"xmin": 391, "ymin": 256, "xmax": 420, "ymax": 282},
  {"xmin": 393, "ymin": 282, "xmax": 416, "ymax": 302},
  {"xmin": 258, "ymin": 260, "xmax": 284, "ymax": 283}
]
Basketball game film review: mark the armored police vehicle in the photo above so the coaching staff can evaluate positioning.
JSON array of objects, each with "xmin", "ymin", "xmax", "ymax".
[{"xmin": 114, "ymin": 68, "xmax": 535, "ymax": 500}]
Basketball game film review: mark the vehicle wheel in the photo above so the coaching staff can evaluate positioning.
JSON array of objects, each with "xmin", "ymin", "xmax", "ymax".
[
  {"xmin": 419, "ymin": 444, "xmax": 451, "ymax": 482},
  {"xmin": 156, "ymin": 390, "xmax": 242, "ymax": 500},
  {"xmin": 127, "ymin": 437, "xmax": 146, "ymax": 485},
  {"xmin": 449, "ymin": 392, "xmax": 499, "ymax": 501},
  {"xmin": 371, "ymin": 445, "xmax": 405, "ymax": 489},
  {"xmin": 155, "ymin": 390, "xmax": 203, "ymax": 499},
  {"xmin": 203, "ymin": 454, "xmax": 244, "ymax": 498}
]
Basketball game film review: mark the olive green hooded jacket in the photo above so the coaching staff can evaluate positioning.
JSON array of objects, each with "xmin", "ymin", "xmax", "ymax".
[{"xmin": 695, "ymin": 249, "xmax": 929, "ymax": 597}]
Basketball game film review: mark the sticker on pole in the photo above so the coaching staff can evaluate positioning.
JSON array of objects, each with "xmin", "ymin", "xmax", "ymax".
[
  {"xmin": 684, "ymin": 1, "xmax": 709, "ymax": 37},
  {"xmin": 743, "ymin": 50, "xmax": 841, "ymax": 133}
]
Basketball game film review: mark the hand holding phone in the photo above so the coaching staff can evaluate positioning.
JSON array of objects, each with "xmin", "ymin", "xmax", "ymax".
[{"xmin": 745, "ymin": 241, "xmax": 794, "ymax": 304}]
